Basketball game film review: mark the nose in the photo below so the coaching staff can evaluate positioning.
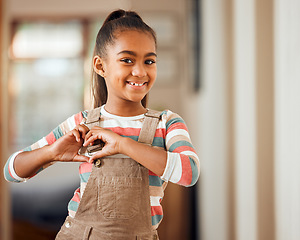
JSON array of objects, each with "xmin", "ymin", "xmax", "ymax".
[{"xmin": 132, "ymin": 62, "xmax": 147, "ymax": 78}]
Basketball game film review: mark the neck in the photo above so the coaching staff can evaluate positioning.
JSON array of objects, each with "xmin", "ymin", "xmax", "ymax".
[{"xmin": 104, "ymin": 100, "xmax": 147, "ymax": 117}]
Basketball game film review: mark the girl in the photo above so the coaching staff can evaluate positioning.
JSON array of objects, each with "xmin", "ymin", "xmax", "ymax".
[{"xmin": 4, "ymin": 9, "xmax": 200, "ymax": 240}]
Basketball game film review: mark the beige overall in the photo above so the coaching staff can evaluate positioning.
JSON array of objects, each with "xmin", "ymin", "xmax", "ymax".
[{"xmin": 56, "ymin": 108, "xmax": 161, "ymax": 240}]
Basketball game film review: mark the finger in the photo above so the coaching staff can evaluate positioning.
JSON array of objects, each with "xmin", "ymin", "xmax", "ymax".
[
  {"xmin": 88, "ymin": 152, "xmax": 105, "ymax": 164},
  {"xmin": 77, "ymin": 124, "xmax": 90, "ymax": 139},
  {"xmin": 83, "ymin": 134, "xmax": 101, "ymax": 147},
  {"xmin": 73, "ymin": 155, "xmax": 90, "ymax": 162},
  {"xmin": 85, "ymin": 126, "xmax": 102, "ymax": 139},
  {"xmin": 84, "ymin": 129, "xmax": 94, "ymax": 141},
  {"xmin": 71, "ymin": 129, "xmax": 82, "ymax": 142}
]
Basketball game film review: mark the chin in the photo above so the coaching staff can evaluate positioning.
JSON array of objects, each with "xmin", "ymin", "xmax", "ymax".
[{"xmin": 126, "ymin": 96, "xmax": 147, "ymax": 104}]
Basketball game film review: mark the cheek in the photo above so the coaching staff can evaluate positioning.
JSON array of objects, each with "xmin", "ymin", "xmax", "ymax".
[{"xmin": 149, "ymin": 67, "xmax": 157, "ymax": 81}]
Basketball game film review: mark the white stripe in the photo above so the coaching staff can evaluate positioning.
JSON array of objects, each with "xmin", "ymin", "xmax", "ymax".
[
  {"xmin": 37, "ymin": 137, "xmax": 48, "ymax": 148},
  {"xmin": 156, "ymin": 121, "xmax": 166, "ymax": 129},
  {"xmin": 67, "ymin": 115, "xmax": 76, "ymax": 130},
  {"xmin": 8, "ymin": 151, "xmax": 28, "ymax": 182},
  {"xmin": 80, "ymin": 182, "xmax": 87, "ymax": 198},
  {"xmin": 161, "ymin": 152, "xmax": 182, "ymax": 183},
  {"xmin": 100, "ymin": 118, "xmax": 166, "ymax": 131},
  {"xmin": 101, "ymin": 106, "xmax": 145, "ymax": 121},
  {"xmin": 68, "ymin": 210, "xmax": 76, "ymax": 218},
  {"xmin": 166, "ymin": 129, "xmax": 190, "ymax": 143},
  {"xmin": 161, "ymin": 151, "xmax": 173, "ymax": 181},
  {"xmin": 150, "ymin": 196, "xmax": 162, "ymax": 206},
  {"xmin": 101, "ymin": 119, "xmax": 143, "ymax": 129},
  {"xmin": 168, "ymin": 154, "xmax": 183, "ymax": 183}
]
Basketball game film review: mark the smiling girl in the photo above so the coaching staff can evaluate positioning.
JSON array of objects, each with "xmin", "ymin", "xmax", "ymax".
[{"xmin": 4, "ymin": 9, "xmax": 200, "ymax": 239}]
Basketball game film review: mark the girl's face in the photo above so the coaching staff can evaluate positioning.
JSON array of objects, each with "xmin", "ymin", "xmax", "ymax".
[{"xmin": 95, "ymin": 30, "xmax": 157, "ymax": 106}]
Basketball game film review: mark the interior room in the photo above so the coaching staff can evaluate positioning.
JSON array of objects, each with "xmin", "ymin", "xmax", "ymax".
[{"xmin": 1, "ymin": 0, "xmax": 300, "ymax": 240}]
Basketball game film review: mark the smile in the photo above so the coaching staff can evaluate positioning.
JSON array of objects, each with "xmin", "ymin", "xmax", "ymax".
[{"xmin": 128, "ymin": 82, "xmax": 146, "ymax": 87}]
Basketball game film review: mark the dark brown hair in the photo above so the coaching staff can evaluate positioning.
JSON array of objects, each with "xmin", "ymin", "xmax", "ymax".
[{"xmin": 91, "ymin": 9, "xmax": 157, "ymax": 108}]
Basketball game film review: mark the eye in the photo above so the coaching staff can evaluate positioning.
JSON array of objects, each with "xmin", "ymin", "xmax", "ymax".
[
  {"xmin": 145, "ymin": 59, "xmax": 156, "ymax": 65},
  {"xmin": 120, "ymin": 58, "xmax": 133, "ymax": 64}
]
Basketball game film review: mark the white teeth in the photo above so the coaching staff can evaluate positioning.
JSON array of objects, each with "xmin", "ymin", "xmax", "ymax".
[{"xmin": 129, "ymin": 82, "xmax": 144, "ymax": 86}]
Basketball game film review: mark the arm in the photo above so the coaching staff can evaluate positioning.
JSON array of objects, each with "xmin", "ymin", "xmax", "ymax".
[
  {"xmin": 3, "ymin": 112, "xmax": 89, "ymax": 182},
  {"xmin": 120, "ymin": 138, "xmax": 167, "ymax": 176},
  {"xmin": 14, "ymin": 125, "xmax": 89, "ymax": 179},
  {"xmin": 161, "ymin": 112, "xmax": 200, "ymax": 186}
]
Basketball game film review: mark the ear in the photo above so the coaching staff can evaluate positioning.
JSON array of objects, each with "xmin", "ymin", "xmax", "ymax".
[{"xmin": 93, "ymin": 55, "xmax": 106, "ymax": 77}]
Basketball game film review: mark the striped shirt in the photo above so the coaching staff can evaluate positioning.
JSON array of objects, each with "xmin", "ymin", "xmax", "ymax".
[{"xmin": 4, "ymin": 106, "xmax": 200, "ymax": 229}]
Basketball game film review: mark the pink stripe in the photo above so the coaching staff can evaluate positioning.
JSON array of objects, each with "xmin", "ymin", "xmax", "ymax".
[
  {"xmin": 79, "ymin": 162, "xmax": 93, "ymax": 174},
  {"xmin": 70, "ymin": 188, "xmax": 81, "ymax": 203},
  {"xmin": 154, "ymin": 128, "xmax": 166, "ymax": 138},
  {"xmin": 167, "ymin": 122, "xmax": 188, "ymax": 134},
  {"xmin": 107, "ymin": 127, "xmax": 141, "ymax": 136},
  {"xmin": 149, "ymin": 170, "xmax": 158, "ymax": 176},
  {"xmin": 178, "ymin": 155, "xmax": 193, "ymax": 186},
  {"xmin": 74, "ymin": 112, "xmax": 84, "ymax": 125},
  {"xmin": 106, "ymin": 127, "xmax": 165, "ymax": 139},
  {"xmin": 151, "ymin": 205, "xmax": 163, "ymax": 216},
  {"xmin": 45, "ymin": 132, "xmax": 56, "ymax": 145}
]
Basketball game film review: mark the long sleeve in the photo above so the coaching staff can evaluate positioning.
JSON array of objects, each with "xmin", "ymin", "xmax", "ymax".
[
  {"xmin": 3, "ymin": 111, "xmax": 87, "ymax": 183},
  {"xmin": 161, "ymin": 111, "xmax": 200, "ymax": 187}
]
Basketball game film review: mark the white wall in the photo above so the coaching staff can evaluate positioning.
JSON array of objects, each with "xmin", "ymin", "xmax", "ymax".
[
  {"xmin": 274, "ymin": 0, "xmax": 300, "ymax": 239},
  {"xmin": 233, "ymin": 0, "xmax": 257, "ymax": 239},
  {"xmin": 188, "ymin": 0, "xmax": 229, "ymax": 239},
  {"xmin": 193, "ymin": 0, "xmax": 300, "ymax": 240}
]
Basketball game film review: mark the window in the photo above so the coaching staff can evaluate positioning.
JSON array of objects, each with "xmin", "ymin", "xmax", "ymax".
[
  {"xmin": 8, "ymin": 20, "xmax": 87, "ymax": 234},
  {"xmin": 9, "ymin": 21, "xmax": 85, "ymax": 151}
]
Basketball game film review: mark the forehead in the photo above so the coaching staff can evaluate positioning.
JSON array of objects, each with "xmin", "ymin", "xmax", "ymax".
[{"xmin": 107, "ymin": 30, "xmax": 156, "ymax": 55}]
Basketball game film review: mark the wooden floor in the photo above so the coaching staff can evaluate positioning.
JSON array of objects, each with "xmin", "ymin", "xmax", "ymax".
[{"xmin": 13, "ymin": 220, "xmax": 57, "ymax": 240}]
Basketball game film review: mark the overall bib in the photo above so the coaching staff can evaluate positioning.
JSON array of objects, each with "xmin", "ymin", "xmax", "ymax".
[{"xmin": 56, "ymin": 108, "xmax": 161, "ymax": 240}]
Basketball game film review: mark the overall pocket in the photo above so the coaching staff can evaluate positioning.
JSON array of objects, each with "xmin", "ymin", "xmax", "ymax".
[{"xmin": 97, "ymin": 174, "xmax": 142, "ymax": 219}]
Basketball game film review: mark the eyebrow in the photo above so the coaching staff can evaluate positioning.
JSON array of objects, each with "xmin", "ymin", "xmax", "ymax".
[{"xmin": 117, "ymin": 50, "xmax": 157, "ymax": 58}]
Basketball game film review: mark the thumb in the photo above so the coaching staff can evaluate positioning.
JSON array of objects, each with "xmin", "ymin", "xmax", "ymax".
[
  {"xmin": 73, "ymin": 155, "xmax": 90, "ymax": 162},
  {"xmin": 88, "ymin": 151, "xmax": 106, "ymax": 164}
]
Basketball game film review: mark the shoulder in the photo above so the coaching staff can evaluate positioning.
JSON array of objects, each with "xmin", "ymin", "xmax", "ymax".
[
  {"xmin": 147, "ymin": 109, "xmax": 187, "ymax": 131},
  {"xmin": 56, "ymin": 110, "xmax": 88, "ymax": 132},
  {"xmin": 65, "ymin": 110, "xmax": 88, "ymax": 125},
  {"xmin": 160, "ymin": 110, "xmax": 186, "ymax": 127}
]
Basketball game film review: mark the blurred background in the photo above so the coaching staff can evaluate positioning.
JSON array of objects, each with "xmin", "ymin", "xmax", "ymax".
[{"xmin": 0, "ymin": 0, "xmax": 299, "ymax": 240}]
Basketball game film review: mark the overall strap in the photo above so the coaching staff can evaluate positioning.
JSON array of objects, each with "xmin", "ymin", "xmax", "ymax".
[
  {"xmin": 138, "ymin": 109, "xmax": 162, "ymax": 146},
  {"xmin": 78, "ymin": 107, "xmax": 102, "ymax": 156},
  {"xmin": 85, "ymin": 107, "xmax": 101, "ymax": 129}
]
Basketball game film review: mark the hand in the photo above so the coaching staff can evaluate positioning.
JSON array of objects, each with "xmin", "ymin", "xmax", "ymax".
[
  {"xmin": 50, "ymin": 124, "xmax": 90, "ymax": 162},
  {"xmin": 83, "ymin": 126, "xmax": 124, "ymax": 163}
]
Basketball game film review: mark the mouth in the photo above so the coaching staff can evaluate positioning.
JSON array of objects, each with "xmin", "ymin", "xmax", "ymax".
[{"xmin": 127, "ymin": 81, "xmax": 147, "ymax": 87}]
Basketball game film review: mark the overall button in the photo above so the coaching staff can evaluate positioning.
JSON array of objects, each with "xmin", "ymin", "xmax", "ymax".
[
  {"xmin": 65, "ymin": 221, "xmax": 71, "ymax": 228},
  {"xmin": 94, "ymin": 159, "xmax": 101, "ymax": 168}
]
